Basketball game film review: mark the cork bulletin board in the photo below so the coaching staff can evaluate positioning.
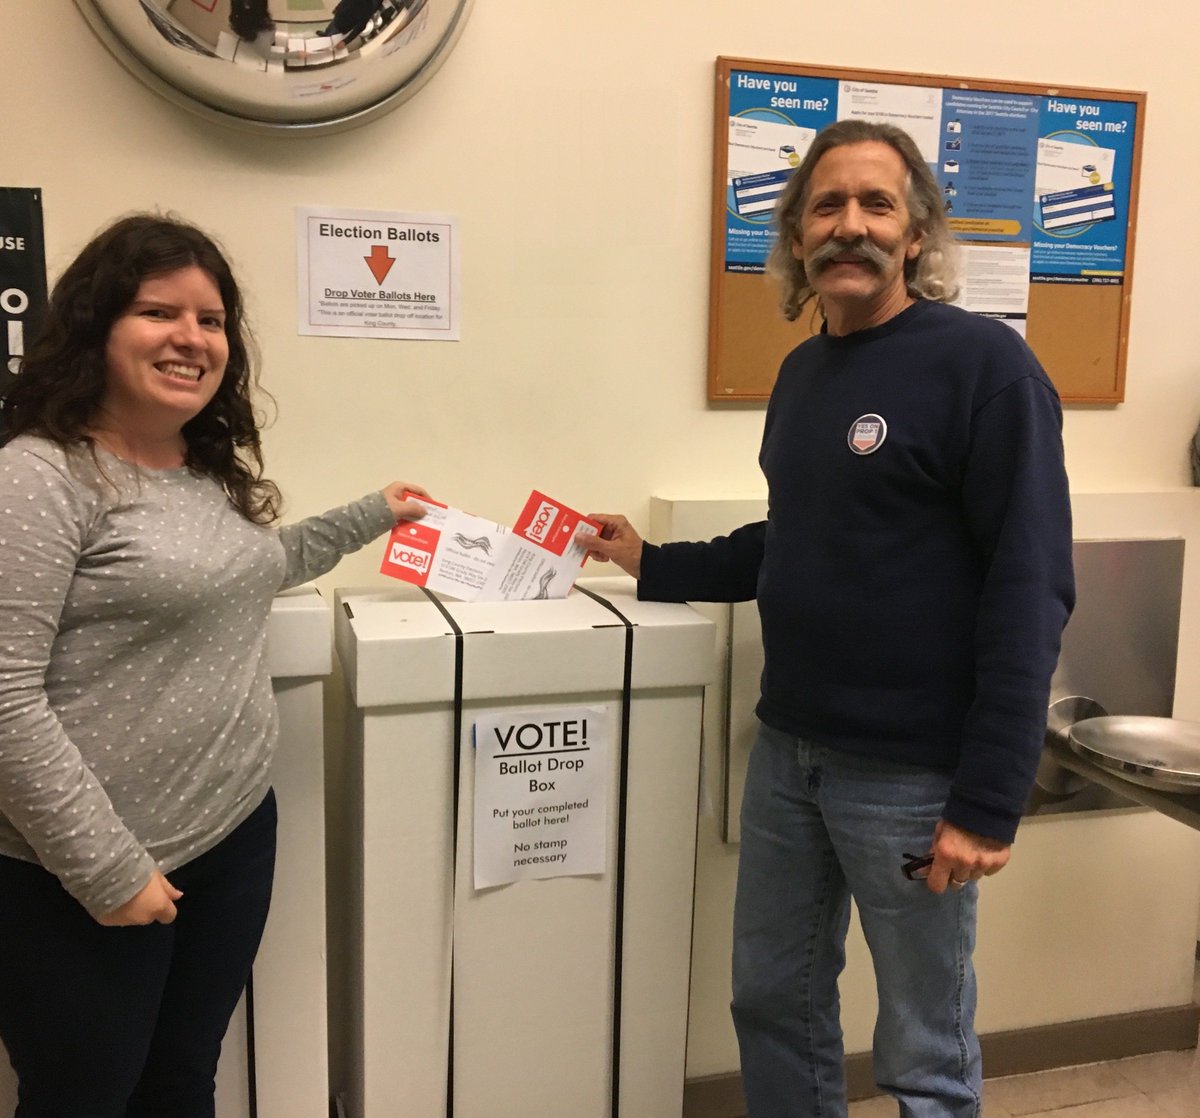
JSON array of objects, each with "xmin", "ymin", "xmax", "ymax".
[{"xmin": 708, "ymin": 57, "xmax": 1145, "ymax": 404}]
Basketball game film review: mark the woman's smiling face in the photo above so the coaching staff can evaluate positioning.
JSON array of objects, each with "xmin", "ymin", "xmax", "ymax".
[{"xmin": 100, "ymin": 265, "xmax": 228, "ymax": 435}]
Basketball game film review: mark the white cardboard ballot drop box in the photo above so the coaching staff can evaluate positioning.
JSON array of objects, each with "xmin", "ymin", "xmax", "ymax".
[
  {"xmin": 213, "ymin": 587, "xmax": 334, "ymax": 1118},
  {"xmin": 334, "ymin": 577, "xmax": 715, "ymax": 1118},
  {"xmin": 0, "ymin": 587, "xmax": 333, "ymax": 1118}
]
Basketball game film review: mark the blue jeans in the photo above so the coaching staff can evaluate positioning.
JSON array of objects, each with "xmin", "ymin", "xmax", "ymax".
[
  {"xmin": 0, "ymin": 789, "xmax": 276, "ymax": 1118},
  {"xmin": 732, "ymin": 723, "xmax": 981, "ymax": 1118}
]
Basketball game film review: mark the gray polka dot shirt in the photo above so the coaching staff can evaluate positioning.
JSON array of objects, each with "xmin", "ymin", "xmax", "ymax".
[{"xmin": 0, "ymin": 435, "xmax": 394, "ymax": 916}]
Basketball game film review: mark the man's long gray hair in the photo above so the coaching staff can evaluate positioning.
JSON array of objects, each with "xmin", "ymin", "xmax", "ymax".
[{"xmin": 765, "ymin": 120, "xmax": 960, "ymax": 322}]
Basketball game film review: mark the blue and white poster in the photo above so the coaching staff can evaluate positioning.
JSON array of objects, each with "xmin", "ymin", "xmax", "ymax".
[
  {"xmin": 936, "ymin": 91, "xmax": 1040, "ymax": 242},
  {"xmin": 1030, "ymin": 97, "xmax": 1136, "ymax": 283},
  {"xmin": 721, "ymin": 70, "xmax": 1138, "ymax": 299},
  {"xmin": 725, "ymin": 70, "xmax": 836, "ymax": 272}
]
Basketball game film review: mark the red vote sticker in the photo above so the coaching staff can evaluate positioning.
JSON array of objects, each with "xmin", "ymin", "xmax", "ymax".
[
  {"xmin": 379, "ymin": 494, "xmax": 446, "ymax": 586},
  {"xmin": 513, "ymin": 490, "xmax": 598, "ymax": 558}
]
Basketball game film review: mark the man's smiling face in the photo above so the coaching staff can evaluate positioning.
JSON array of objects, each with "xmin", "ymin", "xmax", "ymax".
[{"xmin": 794, "ymin": 140, "xmax": 924, "ymax": 334}]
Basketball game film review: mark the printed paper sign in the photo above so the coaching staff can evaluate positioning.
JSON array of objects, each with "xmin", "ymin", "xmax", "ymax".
[
  {"xmin": 952, "ymin": 244, "xmax": 1032, "ymax": 337},
  {"xmin": 296, "ymin": 205, "xmax": 460, "ymax": 341},
  {"xmin": 473, "ymin": 705, "xmax": 610, "ymax": 888},
  {"xmin": 936, "ymin": 90, "xmax": 1039, "ymax": 243},
  {"xmin": 836, "ymin": 80, "xmax": 942, "ymax": 162},
  {"xmin": 1031, "ymin": 97, "xmax": 1134, "ymax": 279},
  {"xmin": 380, "ymin": 490, "xmax": 600, "ymax": 602},
  {"xmin": 723, "ymin": 70, "xmax": 835, "ymax": 272}
]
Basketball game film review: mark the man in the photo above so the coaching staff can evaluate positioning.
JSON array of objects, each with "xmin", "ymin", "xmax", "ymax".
[
  {"xmin": 579, "ymin": 120, "xmax": 1074, "ymax": 1117},
  {"xmin": 322, "ymin": 0, "xmax": 388, "ymax": 43}
]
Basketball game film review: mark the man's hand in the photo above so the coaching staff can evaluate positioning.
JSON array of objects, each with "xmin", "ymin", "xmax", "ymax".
[
  {"xmin": 924, "ymin": 819, "xmax": 1011, "ymax": 895},
  {"xmin": 381, "ymin": 481, "xmax": 431, "ymax": 521},
  {"xmin": 577, "ymin": 514, "xmax": 645, "ymax": 579},
  {"xmin": 96, "ymin": 870, "xmax": 183, "ymax": 926}
]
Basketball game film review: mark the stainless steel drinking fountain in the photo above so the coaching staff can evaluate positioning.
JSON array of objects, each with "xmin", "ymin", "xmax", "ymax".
[
  {"xmin": 1032, "ymin": 539, "xmax": 1190, "ymax": 810},
  {"xmin": 1034, "ymin": 537, "xmax": 1198, "ymax": 814}
]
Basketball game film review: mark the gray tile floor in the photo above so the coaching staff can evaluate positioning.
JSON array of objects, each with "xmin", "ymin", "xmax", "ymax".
[
  {"xmin": 847, "ymin": 967, "xmax": 1200, "ymax": 1117},
  {"xmin": 847, "ymin": 1048, "xmax": 1200, "ymax": 1116}
]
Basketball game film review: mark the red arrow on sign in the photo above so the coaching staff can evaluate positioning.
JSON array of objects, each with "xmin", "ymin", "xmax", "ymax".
[{"xmin": 364, "ymin": 244, "xmax": 395, "ymax": 285}]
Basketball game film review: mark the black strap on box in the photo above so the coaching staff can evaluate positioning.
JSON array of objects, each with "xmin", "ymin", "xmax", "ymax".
[
  {"xmin": 574, "ymin": 585, "xmax": 635, "ymax": 1118},
  {"xmin": 420, "ymin": 586, "xmax": 464, "ymax": 1116}
]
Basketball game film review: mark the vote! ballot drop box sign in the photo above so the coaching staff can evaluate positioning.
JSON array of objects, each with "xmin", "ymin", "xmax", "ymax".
[
  {"xmin": 334, "ymin": 579, "xmax": 714, "ymax": 1118},
  {"xmin": 473, "ymin": 706, "xmax": 609, "ymax": 888}
]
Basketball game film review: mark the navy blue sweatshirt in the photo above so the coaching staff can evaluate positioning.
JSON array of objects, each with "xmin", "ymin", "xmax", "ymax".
[{"xmin": 640, "ymin": 300, "xmax": 1074, "ymax": 843}]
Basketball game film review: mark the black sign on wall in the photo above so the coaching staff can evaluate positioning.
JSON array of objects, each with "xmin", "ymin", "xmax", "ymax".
[{"xmin": 0, "ymin": 187, "xmax": 48, "ymax": 408}]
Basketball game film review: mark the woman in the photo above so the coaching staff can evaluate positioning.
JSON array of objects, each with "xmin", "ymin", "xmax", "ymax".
[
  {"xmin": 228, "ymin": 0, "xmax": 274, "ymax": 41},
  {"xmin": 0, "ymin": 214, "xmax": 425, "ymax": 1117}
]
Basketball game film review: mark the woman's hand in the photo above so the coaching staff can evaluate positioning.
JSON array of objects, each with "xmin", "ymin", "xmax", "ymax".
[
  {"xmin": 96, "ymin": 870, "xmax": 183, "ymax": 926},
  {"xmin": 381, "ymin": 481, "xmax": 431, "ymax": 521}
]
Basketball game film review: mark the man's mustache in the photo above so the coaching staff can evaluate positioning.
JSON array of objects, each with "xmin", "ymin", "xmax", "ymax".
[{"xmin": 807, "ymin": 238, "xmax": 892, "ymax": 274}]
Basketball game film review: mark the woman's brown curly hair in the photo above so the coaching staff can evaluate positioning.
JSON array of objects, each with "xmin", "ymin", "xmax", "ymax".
[{"xmin": 1, "ymin": 213, "xmax": 281, "ymax": 524}]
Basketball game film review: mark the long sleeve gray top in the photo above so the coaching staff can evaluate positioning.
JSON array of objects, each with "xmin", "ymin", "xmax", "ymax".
[{"xmin": 0, "ymin": 435, "xmax": 394, "ymax": 916}]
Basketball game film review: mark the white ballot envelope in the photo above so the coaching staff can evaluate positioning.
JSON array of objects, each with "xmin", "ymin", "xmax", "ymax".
[
  {"xmin": 476, "ymin": 492, "xmax": 600, "ymax": 601},
  {"xmin": 379, "ymin": 496, "xmax": 509, "ymax": 600},
  {"xmin": 380, "ymin": 490, "xmax": 601, "ymax": 602}
]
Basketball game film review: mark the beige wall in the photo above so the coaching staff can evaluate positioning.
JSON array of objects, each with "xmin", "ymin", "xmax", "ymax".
[
  {"xmin": 11, "ymin": 4, "xmax": 1200, "ymax": 536},
  {"xmin": 6, "ymin": 0, "xmax": 1200, "ymax": 1093}
]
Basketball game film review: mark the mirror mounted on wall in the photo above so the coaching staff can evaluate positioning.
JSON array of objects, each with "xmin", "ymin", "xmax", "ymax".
[{"xmin": 75, "ymin": 0, "xmax": 472, "ymax": 135}]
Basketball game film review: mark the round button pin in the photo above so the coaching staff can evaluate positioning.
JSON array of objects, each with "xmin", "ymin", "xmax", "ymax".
[{"xmin": 848, "ymin": 414, "xmax": 887, "ymax": 455}]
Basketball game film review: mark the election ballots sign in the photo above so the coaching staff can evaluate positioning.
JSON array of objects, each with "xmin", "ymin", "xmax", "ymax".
[
  {"xmin": 295, "ymin": 205, "xmax": 460, "ymax": 341},
  {"xmin": 473, "ymin": 705, "xmax": 610, "ymax": 889},
  {"xmin": 380, "ymin": 489, "xmax": 600, "ymax": 602}
]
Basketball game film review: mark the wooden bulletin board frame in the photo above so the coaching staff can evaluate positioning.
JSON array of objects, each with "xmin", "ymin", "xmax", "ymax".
[{"xmin": 708, "ymin": 58, "xmax": 1146, "ymax": 404}]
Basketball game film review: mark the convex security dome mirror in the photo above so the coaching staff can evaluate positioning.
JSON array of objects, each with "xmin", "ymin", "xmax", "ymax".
[{"xmin": 75, "ymin": 0, "xmax": 472, "ymax": 135}]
